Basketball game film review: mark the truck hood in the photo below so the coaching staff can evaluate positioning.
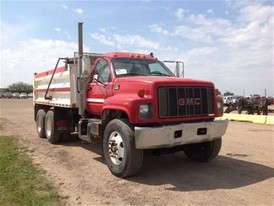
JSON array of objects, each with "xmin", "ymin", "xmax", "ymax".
[
  {"xmin": 114, "ymin": 76, "xmax": 214, "ymax": 87},
  {"xmin": 112, "ymin": 76, "xmax": 215, "ymax": 97}
]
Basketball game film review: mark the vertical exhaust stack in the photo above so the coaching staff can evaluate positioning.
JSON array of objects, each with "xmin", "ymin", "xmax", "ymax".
[
  {"xmin": 78, "ymin": 22, "xmax": 83, "ymax": 64},
  {"xmin": 78, "ymin": 22, "xmax": 85, "ymax": 117}
]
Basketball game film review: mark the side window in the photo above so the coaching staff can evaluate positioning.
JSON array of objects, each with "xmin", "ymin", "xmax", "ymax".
[{"xmin": 94, "ymin": 59, "xmax": 111, "ymax": 82}]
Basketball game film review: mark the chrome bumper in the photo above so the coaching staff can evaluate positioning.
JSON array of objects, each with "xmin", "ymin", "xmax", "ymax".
[{"xmin": 134, "ymin": 120, "xmax": 229, "ymax": 149}]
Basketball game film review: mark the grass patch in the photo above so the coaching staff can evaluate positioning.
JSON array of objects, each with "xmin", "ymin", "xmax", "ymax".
[
  {"xmin": 0, "ymin": 135, "xmax": 61, "ymax": 205},
  {"xmin": 0, "ymin": 121, "xmax": 5, "ymax": 131}
]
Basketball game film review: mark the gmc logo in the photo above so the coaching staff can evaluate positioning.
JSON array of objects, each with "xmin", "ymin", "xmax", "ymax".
[{"xmin": 179, "ymin": 98, "xmax": 201, "ymax": 106}]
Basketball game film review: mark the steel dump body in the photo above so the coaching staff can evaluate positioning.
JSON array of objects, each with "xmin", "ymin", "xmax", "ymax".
[{"xmin": 34, "ymin": 65, "xmax": 79, "ymax": 108}]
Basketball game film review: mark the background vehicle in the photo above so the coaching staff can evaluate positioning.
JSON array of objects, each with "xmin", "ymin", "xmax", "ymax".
[
  {"xmin": 3, "ymin": 92, "xmax": 12, "ymax": 98},
  {"xmin": 12, "ymin": 92, "xmax": 20, "ymax": 99},
  {"xmin": 28, "ymin": 93, "xmax": 33, "ymax": 98},
  {"xmin": 268, "ymin": 96, "xmax": 274, "ymax": 105},
  {"xmin": 33, "ymin": 23, "xmax": 228, "ymax": 177},
  {"xmin": 223, "ymin": 96, "xmax": 233, "ymax": 105},
  {"xmin": 19, "ymin": 93, "xmax": 28, "ymax": 99}
]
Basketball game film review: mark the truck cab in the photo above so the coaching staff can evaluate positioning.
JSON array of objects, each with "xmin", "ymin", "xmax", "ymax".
[
  {"xmin": 86, "ymin": 52, "xmax": 224, "ymax": 123},
  {"xmin": 86, "ymin": 52, "xmax": 174, "ymax": 120}
]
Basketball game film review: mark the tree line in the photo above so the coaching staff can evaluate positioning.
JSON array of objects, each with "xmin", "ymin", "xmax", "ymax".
[{"xmin": 0, "ymin": 82, "xmax": 33, "ymax": 94}]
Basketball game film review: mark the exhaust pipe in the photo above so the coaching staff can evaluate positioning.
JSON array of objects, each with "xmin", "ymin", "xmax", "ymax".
[
  {"xmin": 78, "ymin": 22, "xmax": 83, "ymax": 62},
  {"xmin": 78, "ymin": 22, "xmax": 85, "ymax": 117}
]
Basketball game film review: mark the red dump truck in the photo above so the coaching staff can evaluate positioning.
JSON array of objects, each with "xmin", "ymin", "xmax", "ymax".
[{"xmin": 33, "ymin": 23, "xmax": 228, "ymax": 177}]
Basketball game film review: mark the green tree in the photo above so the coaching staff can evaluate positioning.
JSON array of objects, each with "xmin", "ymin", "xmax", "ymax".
[
  {"xmin": 7, "ymin": 82, "xmax": 33, "ymax": 93},
  {"xmin": 223, "ymin": 91, "xmax": 234, "ymax": 96}
]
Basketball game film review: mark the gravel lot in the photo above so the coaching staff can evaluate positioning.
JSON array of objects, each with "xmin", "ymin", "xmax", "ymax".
[{"xmin": 0, "ymin": 99, "xmax": 273, "ymax": 205}]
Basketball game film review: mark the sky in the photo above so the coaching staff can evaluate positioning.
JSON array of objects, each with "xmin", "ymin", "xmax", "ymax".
[{"xmin": 1, "ymin": 0, "xmax": 273, "ymax": 96}]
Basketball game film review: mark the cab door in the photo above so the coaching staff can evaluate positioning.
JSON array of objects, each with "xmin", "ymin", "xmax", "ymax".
[{"xmin": 86, "ymin": 58, "xmax": 112, "ymax": 116}]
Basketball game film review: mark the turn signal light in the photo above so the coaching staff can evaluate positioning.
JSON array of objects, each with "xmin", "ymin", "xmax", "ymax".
[{"xmin": 137, "ymin": 89, "xmax": 145, "ymax": 97}]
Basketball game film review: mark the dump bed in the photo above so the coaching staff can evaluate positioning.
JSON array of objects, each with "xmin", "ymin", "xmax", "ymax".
[{"xmin": 33, "ymin": 64, "xmax": 78, "ymax": 108}]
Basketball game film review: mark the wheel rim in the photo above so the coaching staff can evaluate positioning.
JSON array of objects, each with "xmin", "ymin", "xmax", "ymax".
[
  {"xmin": 108, "ymin": 131, "xmax": 124, "ymax": 165},
  {"xmin": 45, "ymin": 116, "xmax": 52, "ymax": 137}
]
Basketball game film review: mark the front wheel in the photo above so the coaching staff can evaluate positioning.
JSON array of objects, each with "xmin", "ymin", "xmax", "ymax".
[
  {"xmin": 103, "ymin": 119, "xmax": 143, "ymax": 178},
  {"xmin": 183, "ymin": 138, "xmax": 222, "ymax": 162}
]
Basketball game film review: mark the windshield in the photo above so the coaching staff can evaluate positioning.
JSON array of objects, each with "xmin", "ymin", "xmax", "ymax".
[{"xmin": 112, "ymin": 58, "xmax": 175, "ymax": 77}]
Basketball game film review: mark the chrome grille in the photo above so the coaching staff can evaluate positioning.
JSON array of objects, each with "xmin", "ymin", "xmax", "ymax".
[{"xmin": 158, "ymin": 87, "xmax": 214, "ymax": 118}]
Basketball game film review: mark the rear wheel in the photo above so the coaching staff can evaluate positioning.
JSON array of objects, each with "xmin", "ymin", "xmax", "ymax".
[
  {"xmin": 36, "ymin": 109, "xmax": 46, "ymax": 138},
  {"xmin": 103, "ymin": 119, "xmax": 143, "ymax": 178},
  {"xmin": 183, "ymin": 138, "xmax": 222, "ymax": 162},
  {"xmin": 45, "ymin": 110, "xmax": 60, "ymax": 144}
]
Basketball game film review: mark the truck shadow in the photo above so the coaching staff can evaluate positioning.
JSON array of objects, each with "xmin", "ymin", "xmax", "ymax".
[
  {"xmin": 60, "ymin": 135, "xmax": 105, "ymax": 162},
  {"xmin": 60, "ymin": 137, "xmax": 274, "ymax": 191},
  {"xmin": 129, "ymin": 153, "xmax": 274, "ymax": 191}
]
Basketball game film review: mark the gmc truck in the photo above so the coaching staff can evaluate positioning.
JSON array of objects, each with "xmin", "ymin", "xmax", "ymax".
[{"xmin": 34, "ymin": 23, "xmax": 228, "ymax": 177}]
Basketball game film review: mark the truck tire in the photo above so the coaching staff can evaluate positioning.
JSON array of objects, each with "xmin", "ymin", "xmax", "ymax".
[
  {"xmin": 45, "ymin": 110, "xmax": 60, "ymax": 144},
  {"xmin": 36, "ymin": 109, "xmax": 46, "ymax": 138},
  {"xmin": 183, "ymin": 138, "xmax": 222, "ymax": 162},
  {"xmin": 103, "ymin": 119, "xmax": 143, "ymax": 178}
]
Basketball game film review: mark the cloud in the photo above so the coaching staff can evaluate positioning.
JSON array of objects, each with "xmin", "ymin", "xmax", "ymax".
[
  {"xmin": 60, "ymin": 3, "xmax": 68, "ymax": 10},
  {"xmin": 57, "ymin": 3, "xmax": 83, "ymax": 15},
  {"xmin": 149, "ymin": 24, "xmax": 170, "ymax": 35},
  {"xmin": 1, "ymin": 39, "xmax": 90, "ymax": 87},
  {"xmin": 219, "ymin": 3, "xmax": 273, "ymax": 54},
  {"xmin": 1, "ymin": 21, "xmax": 33, "ymax": 46},
  {"xmin": 53, "ymin": 27, "xmax": 71, "ymax": 40},
  {"xmin": 90, "ymin": 33, "xmax": 159, "ymax": 50},
  {"xmin": 207, "ymin": 9, "xmax": 213, "ymax": 14},
  {"xmin": 149, "ymin": 14, "xmax": 231, "ymax": 43},
  {"xmin": 174, "ymin": 25, "xmax": 213, "ymax": 43},
  {"xmin": 64, "ymin": 31, "xmax": 71, "ymax": 40},
  {"xmin": 187, "ymin": 14, "xmax": 231, "ymax": 28},
  {"xmin": 184, "ymin": 47, "xmax": 217, "ymax": 59},
  {"xmin": 99, "ymin": 26, "xmax": 117, "ymax": 33},
  {"xmin": 148, "ymin": 2, "xmax": 273, "ymax": 94},
  {"xmin": 114, "ymin": 34, "xmax": 159, "ymax": 49},
  {"xmin": 54, "ymin": 27, "xmax": 61, "ymax": 32},
  {"xmin": 224, "ymin": 0, "xmax": 266, "ymax": 10},
  {"xmin": 237, "ymin": 3, "xmax": 273, "ymax": 24},
  {"xmin": 174, "ymin": 8, "xmax": 185, "ymax": 20},
  {"xmin": 73, "ymin": 8, "xmax": 83, "ymax": 14},
  {"xmin": 90, "ymin": 33, "xmax": 115, "ymax": 46}
]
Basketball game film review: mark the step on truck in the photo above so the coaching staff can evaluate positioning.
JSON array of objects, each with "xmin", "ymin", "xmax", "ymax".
[{"xmin": 34, "ymin": 23, "xmax": 228, "ymax": 177}]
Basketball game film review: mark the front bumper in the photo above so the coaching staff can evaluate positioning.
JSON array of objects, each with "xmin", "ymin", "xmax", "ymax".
[{"xmin": 134, "ymin": 119, "xmax": 229, "ymax": 149}]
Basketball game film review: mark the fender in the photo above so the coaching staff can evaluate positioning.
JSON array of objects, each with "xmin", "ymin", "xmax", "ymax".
[{"xmin": 102, "ymin": 93, "xmax": 151, "ymax": 124}]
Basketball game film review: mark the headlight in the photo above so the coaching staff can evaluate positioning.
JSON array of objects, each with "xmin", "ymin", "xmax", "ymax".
[
  {"xmin": 217, "ymin": 101, "xmax": 223, "ymax": 116},
  {"xmin": 139, "ymin": 103, "xmax": 153, "ymax": 120},
  {"xmin": 139, "ymin": 104, "xmax": 149, "ymax": 114}
]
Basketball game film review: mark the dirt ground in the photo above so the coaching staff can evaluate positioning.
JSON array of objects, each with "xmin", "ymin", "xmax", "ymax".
[{"xmin": 0, "ymin": 99, "xmax": 273, "ymax": 205}]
